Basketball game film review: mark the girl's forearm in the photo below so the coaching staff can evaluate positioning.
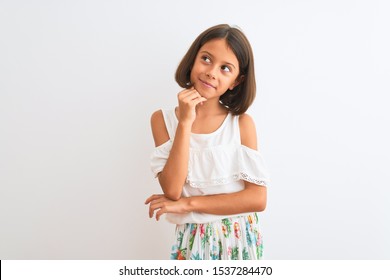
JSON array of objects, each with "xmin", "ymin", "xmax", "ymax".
[
  {"xmin": 158, "ymin": 122, "xmax": 192, "ymax": 200},
  {"xmin": 146, "ymin": 184, "xmax": 267, "ymax": 221},
  {"xmin": 186, "ymin": 184, "xmax": 267, "ymax": 215}
]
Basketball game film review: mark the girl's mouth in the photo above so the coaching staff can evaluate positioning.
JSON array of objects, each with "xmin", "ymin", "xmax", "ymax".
[{"xmin": 199, "ymin": 79, "xmax": 216, "ymax": 89}]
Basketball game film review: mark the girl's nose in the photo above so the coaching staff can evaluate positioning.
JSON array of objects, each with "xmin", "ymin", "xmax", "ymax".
[{"xmin": 206, "ymin": 70, "xmax": 216, "ymax": 79}]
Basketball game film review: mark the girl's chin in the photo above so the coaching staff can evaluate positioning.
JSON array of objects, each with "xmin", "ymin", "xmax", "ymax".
[
  {"xmin": 194, "ymin": 84, "xmax": 216, "ymax": 96},
  {"xmin": 194, "ymin": 88, "xmax": 209, "ymax": 97}
]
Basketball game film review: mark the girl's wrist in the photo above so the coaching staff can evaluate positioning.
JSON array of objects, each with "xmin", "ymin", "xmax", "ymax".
[
  {"xmin": 185, "ymin": 196, "xmax": 196, "ymax": 212},
  {"xmin": 177, "ymin": 121, "xmax": 193, "ymax": 131}
]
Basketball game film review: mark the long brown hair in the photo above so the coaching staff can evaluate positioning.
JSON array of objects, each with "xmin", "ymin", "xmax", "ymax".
[{"xmin": 175, "ymin": 24, "xmax": 256, "ymax": 115}]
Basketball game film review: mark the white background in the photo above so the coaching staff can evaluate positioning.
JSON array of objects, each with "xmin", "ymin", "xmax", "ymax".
[{"xmin": 1, "ymin": 0, "xmax": 389, "ymax": 260}]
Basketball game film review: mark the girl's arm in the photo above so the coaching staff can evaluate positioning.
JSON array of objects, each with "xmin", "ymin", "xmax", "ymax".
[
  {"xmin": 146, "ymin": 183, "xmax": 266, "ymax": 221},
  {"xmin": 151, "ymin": 88, "xmax": 206, "ymax": 201},
  {"xmin": 146, "ymin": 114, "xmax": 267, "ymax": 220}
]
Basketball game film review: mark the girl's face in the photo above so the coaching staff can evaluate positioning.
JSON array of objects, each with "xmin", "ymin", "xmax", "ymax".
[{"xmin": 190, "ymin": 38, "xmax": 240, "ymax": 100}]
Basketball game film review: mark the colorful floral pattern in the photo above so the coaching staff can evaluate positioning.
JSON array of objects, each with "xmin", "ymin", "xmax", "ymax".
[{"xmin": 170, "ymin": 213, "xmax": 263, "ymax": 260}]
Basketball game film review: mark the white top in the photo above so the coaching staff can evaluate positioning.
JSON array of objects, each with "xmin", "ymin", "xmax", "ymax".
[{"xmin": 150, "ymin": 109, "xmax": 270, "ymax": 224}]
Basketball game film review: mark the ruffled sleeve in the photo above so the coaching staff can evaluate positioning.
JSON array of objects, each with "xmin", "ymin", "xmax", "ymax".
[
  {"xmin": 186, "ymin": 144, "xmax": 270, "ymax": 188},
  {"xmin": 237, "ymin": 145, "xmax": 270, "ymax": 187},
  {"xmin": 150, "ymin": 140, "xmax": 172, "ymax": 178}
]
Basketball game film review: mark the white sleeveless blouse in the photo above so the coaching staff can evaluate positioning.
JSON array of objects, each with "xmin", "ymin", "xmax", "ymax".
[{"xmin": 150, "ymin": 109, "xmax": 270, "ymax": 224}]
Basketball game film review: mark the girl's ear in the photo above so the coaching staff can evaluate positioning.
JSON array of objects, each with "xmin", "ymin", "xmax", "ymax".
[{"xmin": 229, "ymin": 75, "xmax": 245, "ymax": 90}]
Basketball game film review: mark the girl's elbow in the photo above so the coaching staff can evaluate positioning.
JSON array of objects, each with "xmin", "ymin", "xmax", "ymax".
[
  {"xmin": 251, "ymin": 202, "xmax": 266, "ymax": 212},
  {"xmin": 164, "ymin": 191, "xmax": 181, "ymax": 201},
  {"xmin": 256, "ymin": 201, "xmax": 267, "ymax": 212},
  {"xmin": 248, "ymin": 185, "xmax": 267, "ymax": 212},
  {"xmin": 252, "ymin": 190, "xmax": 267, "ymax": 212},
  {"xmin": 162, "ymin": 185, "xmax": 182, "ymax": 201},
  {"xmin": 158, "ymin": 176, "xmax": 183, "ymax": 201},
  {"xmin": 258, "ymin": 194, "xmax": 267, "ymax": 211}
]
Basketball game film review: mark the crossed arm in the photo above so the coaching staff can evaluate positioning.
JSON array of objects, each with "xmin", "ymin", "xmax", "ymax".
[{"xmin": 145, "ymin": 183, "xmax": 267, "ymax": 221}]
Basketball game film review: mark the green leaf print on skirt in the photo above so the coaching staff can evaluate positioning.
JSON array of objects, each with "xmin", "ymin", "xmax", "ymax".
[{"xmin": 170, "ymin": 213, "xmax": 264, "ymax": 260}]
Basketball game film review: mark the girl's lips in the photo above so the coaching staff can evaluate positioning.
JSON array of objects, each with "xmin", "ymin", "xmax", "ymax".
[{"xmin": 199, "ymin": 79, "xmax": 216, "ymax": 89}]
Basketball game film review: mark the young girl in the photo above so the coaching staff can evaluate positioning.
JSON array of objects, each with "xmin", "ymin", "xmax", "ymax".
[{"xmin": 145, "ymin": 24, "xmax": 270, "ymax": 260}]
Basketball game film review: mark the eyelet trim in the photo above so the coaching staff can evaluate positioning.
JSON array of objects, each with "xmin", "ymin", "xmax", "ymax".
[{"xmin": 187, "ymin": 172, "xmax": 268, "ymax": 188}]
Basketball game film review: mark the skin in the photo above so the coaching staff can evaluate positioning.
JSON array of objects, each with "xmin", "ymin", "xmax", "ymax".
[{"xmin": 146, "ymin": 38, "xmax": 267, "ymax": 221}]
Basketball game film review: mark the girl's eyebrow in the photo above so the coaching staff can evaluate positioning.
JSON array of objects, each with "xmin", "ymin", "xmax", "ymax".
[{"xmin": 200, "ymin": 50, "xmax": 237, "ymax": 69}]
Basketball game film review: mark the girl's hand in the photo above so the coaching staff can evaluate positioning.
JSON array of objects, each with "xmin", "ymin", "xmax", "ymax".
[
  {"xmin": 177, "ymin": 87, "xmax": 207, "ymax": 125},
  {"xmin": 145, "ymin": 194, "xmax": 191, "ymax": 221}
]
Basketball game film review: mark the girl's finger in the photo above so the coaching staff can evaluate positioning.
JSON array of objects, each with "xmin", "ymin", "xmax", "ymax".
[
  {"xmin": 178, "ymin": 87, "xmax": 197, "ymax": 99},
  {"xmin": 191, "ymin": 96, "xmax": 207, "ymax": 106},
  {"xmin": 144, "ymin": 195, "xmax": 155, "ymax": 204},
  {"xmin": 144, "ymin": 194, "xmax": 163, "ymax": 204},
  {"xmin": 180, "ymin": 91, "xmax": 202, "ymax": 103},
  {"xmin": 149, "ymin": 202, "xmax": 158, "ymax": 218},
  {"xmin": 155, "ymin": 208, "xmax": 166, "ymax": 221},
  {"xmin": 149, "ymin": 200, "xmax": 165, "ymax": 218}
]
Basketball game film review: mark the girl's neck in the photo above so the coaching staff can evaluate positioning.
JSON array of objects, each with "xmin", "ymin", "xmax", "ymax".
[{"xmin": 195, "ymin": 98, "xmax": 228, "ymax": 117}]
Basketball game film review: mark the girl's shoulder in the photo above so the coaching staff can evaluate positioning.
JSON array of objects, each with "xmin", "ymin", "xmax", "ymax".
[
  {"xmin": 150, "ymin": 109, "xmax": 163, "ymax": 122},
  {"xmin": 238, "ymin": 113, "xmax": 257, "ymax": 150},
  {"xmin": 150, "ymin": 109, "xmax": 170, "ymax": 147}
]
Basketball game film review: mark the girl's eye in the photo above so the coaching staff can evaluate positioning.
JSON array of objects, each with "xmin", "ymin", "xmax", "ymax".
[
  {"xmin": 221, "ymin": 65, "xmax": 231, "ymax": 72},
  {"xmin": 202, "ymin": 56, "xmax": 211, "ymax": 63}
]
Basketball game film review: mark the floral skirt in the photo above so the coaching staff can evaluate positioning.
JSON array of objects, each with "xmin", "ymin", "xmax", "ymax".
[{"xmin": 170, "ymin": 213, "xmax": 263, "ymax": 260}]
